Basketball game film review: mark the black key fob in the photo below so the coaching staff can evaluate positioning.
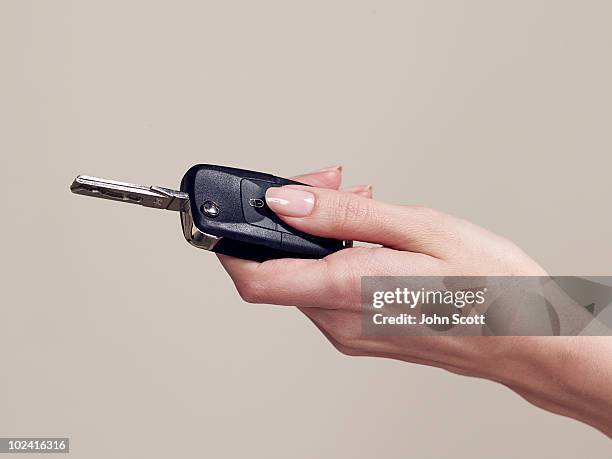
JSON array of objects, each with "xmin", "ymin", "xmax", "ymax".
[{"xmin": 179, "ymin": 164, "xmax": 352, "ymax": 261}]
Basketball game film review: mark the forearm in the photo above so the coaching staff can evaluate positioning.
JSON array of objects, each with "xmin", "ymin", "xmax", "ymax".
[{"xmin": 494, "ymin": 337, "xmax": 612, "ymax": 437}]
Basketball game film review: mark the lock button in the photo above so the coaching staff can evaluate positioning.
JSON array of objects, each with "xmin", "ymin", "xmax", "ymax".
[{"xmin": 240, "ymin": 178, "xmax": 278, "ymax": 231}]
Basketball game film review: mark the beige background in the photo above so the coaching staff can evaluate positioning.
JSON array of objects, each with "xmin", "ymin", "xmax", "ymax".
[{"xmin": 1, "ymin": 1, "xmax": 611, "ymax": 457}]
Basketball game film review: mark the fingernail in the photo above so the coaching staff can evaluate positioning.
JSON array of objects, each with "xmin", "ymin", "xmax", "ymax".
[
  {"xmin": 313, "ymin": 165, "xmax": 342, "ymax": 173},
  {"xmin": 266, "ymin": 187, "xmax": 315, "ymax": 217}
]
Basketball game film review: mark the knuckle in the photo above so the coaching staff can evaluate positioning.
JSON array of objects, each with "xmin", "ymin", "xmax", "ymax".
[
  {"xmin": 328, "ymin": 194, "xmax": 377, "ymax": 232},
  {"xmin": 335, "ymin": 344, "xmax": 361, "ymax": 357},
  {"xmin": 404, "ymin": 205, "xmax": 460, "ymax": 244},
  {"xmin": 321, "ymin": 255, "xmax": 362, "ymax": 310},
  {"xmin": 407, "ymin": 205, "xmax": 446, "ymax": 226},
  {"xmin": 236, "ymin": 279, "xmax": 266, "ymax": 304},
  {"xmin": 329, "ymin": 324, "xmax": 358, "ymax": 348}
]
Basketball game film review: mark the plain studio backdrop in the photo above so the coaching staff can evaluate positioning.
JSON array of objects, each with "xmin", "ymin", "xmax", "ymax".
[{"xmin": 1, "ymin": 1, "xmax": 611, "ymax": 458}]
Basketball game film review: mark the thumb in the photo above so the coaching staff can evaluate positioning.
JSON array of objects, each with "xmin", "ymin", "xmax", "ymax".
[{"xmin": 265, "ymin": 185, "xmax": 452, "ymax": 257}]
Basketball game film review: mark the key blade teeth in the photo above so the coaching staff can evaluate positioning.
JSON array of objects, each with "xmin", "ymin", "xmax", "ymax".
[
  {"xmin": 70, "ymin": 175, "xmax": 147, "ymax": 206},
  {"xmin": 70, "ymin": 175, "xmax": 189, "ymax": 211}
]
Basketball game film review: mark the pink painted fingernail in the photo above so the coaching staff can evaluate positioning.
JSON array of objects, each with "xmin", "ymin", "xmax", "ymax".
[
  {"xmin": 265, "ymin": 187, "xmax": 315, "ymax": 217},
  {"xmin": 314, "ymin": 165, "xmax": 342, "ymax": 173}
]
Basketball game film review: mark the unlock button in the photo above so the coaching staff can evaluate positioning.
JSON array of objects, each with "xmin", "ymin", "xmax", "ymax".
[
  {"xmin": 240, "ymin": 179, "xmax": 278, "ymax": 231},
  {"xmin": 249, "ymin": 198, "xmax": 265, "ymax": 208}
]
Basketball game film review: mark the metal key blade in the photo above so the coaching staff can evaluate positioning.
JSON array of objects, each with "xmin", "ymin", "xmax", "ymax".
[{"xmin": 70, "ymin": 175, "xmax": 189, "ymax": 212}]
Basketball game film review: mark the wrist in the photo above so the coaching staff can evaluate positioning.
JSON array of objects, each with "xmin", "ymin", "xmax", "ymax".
[{"xmin": 490, "ymin": 337, "xmax": 612, "ymax": 436}]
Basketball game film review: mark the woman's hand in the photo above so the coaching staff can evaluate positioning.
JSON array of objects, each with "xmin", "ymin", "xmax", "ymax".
[{"xmin": 217, "ymin": 167, "xmax": 612, "ymax": 437}]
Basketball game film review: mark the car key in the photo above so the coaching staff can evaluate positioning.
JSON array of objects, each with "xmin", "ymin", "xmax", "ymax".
[{"xmin": 70, "ymin": 164, "xmax": 353, "ymax": 261}]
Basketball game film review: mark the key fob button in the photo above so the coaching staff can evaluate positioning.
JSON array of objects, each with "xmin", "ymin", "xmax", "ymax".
[{"xmin": 240, "ymin": 179, "xmax": 277, "ymax": 231}]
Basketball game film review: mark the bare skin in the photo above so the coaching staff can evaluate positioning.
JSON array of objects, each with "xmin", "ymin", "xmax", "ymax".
[{"xmin": 218, "ymin": 166, "xmax": 612, "ymax": 437}]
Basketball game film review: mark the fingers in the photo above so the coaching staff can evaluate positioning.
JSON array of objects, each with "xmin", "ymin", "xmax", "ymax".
[
  {"xmin": 342, "ymin": 184, "xmax": 373, "ymax": 198},
  {"xmin": 217, "ymin": 254, "xmax": 343, "ymax": 308},
  {"xmin": 290, "ymin": 166, "xmax": 373, "ymax": 199},
  {"xmin": 290, "ymin": 166, "xmax": 343, "ymax": 189},
  {"xmin": 219, "ymin": 246, "xmax": 441, "ymax": 308},
  {"xmin": 217, "ymin": 166, "xmax": 379, "ymax": 306},
  {"xmin": 265, "ymin": 185, "xmax": 454, "ymax": 257}
]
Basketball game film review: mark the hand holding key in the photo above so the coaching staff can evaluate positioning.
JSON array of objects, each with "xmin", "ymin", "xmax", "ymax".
[
  {"xmin": 70, "ymin": 164, "xmax": 612, "ymax": 437},
  {"xmin": 218, "ymin": 166, "xmax": 612, "ymax": 438}
]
